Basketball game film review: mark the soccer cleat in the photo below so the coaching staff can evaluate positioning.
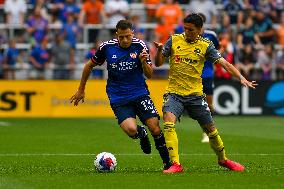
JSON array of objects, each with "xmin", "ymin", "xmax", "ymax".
[
  {"xmin": 201, "ymin": 133, "xmax": 209, "ymax": 143},
  {"xmin": 163, "ymin": 163, "xmax": 172, "ymax": 170},
  {"xmin": 163, "ymin": 162, "xmax": 183, "ymax": 174},
  {"xmin": 140, "ymin": 127, "xmax": 151, "ymax": 154},
  {"xmin": 218, "ymin": 159, "xmax": 245, "ymax": 171}
]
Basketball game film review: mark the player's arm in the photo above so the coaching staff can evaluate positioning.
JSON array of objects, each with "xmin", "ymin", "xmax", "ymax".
[
  {"xmin": 154, "ymin": 37, "xmax": 171, "ymax": 67},
  {"xmin": 78, "ymin": 60, "xmax": 95, "ymax": 92},
  {"xmin": 70, "ymin": 60, "xmax": 95, "ymax": 106},
  {"xmin": 140, "ymin": 49, "xmax": 153, "ymax": 79},
  {"xmin": 71, "ymin": 43, "xmax": 106, "ymax": 106},
  {"xmin": 206, "ymin": 42, "xmax": 257, "ymax": 89},
  {"xmin": 154, "ymin": 41, "xmax": 165, "ymax": 67},
  {"xmin": 217, "ymin": 58, "xmax": 257, "ymax": 89}
]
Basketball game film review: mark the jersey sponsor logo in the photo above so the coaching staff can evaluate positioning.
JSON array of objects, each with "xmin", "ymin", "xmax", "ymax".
[
  {"xmin": 174, "ymin": 55, "xmax": 180, "ymax": 62},
  {"xmin": 110, "ymin": 61, "xmax": 138, "ymax": 71},
  {"xmin": 130, "ymin": 52, "xmax": 137, "ymax": 59},
  {"xmin": 174, "ymin": 55, "xmax": 198, "ymax": 64},
  {"xmin": 118, "ymin": 62, "xmax": 137, "ymax": 71}
]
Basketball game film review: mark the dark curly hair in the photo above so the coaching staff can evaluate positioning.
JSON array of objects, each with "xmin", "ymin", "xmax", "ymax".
[
  {"xmin": 183, "ymin": 13, "xmax": 204, "ymax": 28},
  {"xmin": 116, "ymin": 20, "xmax": 133, "ymax": 31}
]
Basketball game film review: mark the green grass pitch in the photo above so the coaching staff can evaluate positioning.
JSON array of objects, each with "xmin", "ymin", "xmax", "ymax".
[{"xmin": 0, "ymin": 116, "xmax": 283, "ymax": 189}]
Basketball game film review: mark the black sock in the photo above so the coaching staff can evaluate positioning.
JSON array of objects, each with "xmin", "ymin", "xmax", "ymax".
[{"xmin": 152, "ymin": 131, "xmax": 171, "ymax": 167}]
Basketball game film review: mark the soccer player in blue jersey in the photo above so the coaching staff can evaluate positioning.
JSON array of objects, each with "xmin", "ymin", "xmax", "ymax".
[
  {"xmin": 154, "ymin": 13, "xmax": 257, "ymax": 173},
  {"xmin": 199, "ymin": 13, "xmax": 220, "ymax": 143},
  {"xmin": 70, "ymin": 20, "xmax": 173, "ymax": 171}
]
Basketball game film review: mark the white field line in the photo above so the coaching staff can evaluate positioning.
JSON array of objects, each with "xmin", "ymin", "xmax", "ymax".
[
  {"xmin": 0, "ymin": 153, "xmax": 284, "ymax": 156},
  {"xmin": 0, "ymin": 122, "xmax": 11, "ymax": 126}
]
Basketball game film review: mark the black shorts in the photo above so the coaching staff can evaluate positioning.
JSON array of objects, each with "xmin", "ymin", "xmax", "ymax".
[
  {"xmin": 202, "ymin": 78, "xmax": 214, "ymax": 95},
  {"xmin": 111, "ymin": 95, "xmax": 159, "ymax": 125}
]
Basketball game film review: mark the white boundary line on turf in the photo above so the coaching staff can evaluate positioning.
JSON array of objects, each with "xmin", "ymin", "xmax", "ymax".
[
  {"xmin": 0, "ymin": 122, "xmax": 11, "ymax": 126},
  {"xmin": 0, "ymin": 153, "xmax": 284, "ymax": 156}
]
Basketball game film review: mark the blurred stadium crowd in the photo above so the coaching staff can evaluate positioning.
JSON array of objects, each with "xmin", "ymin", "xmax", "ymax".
[{"xmin": 0, "ymin": 0, "xmax": 283, "ymax": 80}]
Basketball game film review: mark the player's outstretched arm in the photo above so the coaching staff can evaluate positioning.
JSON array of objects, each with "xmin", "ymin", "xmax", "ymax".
[
  {"xmin": 139, "ymin": 49, "xmax": 153, "ymax": 79},
  {"xmin": 70, "ymin": 60, "xmax": 95, "ymax": 106},
  {"xmin": 154, "ymin": 41, "xmax": 166, "ymax": 67},
  {"xmin": 217, "ymin": 57, "xmax": 258, "ymax": 89}
]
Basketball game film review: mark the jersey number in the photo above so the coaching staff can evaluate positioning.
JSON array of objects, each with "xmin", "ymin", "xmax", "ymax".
[
  {"xmin": 141, "ymin": 99, "xmax": 158, "ymax": 114},
  {"xmin": 202, "ymin": 99, "xmax": 210, "ymax": 112}
]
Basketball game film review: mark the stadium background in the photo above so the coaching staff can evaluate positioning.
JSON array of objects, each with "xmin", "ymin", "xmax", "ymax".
[
  {"xmin": 0, "ymin": 0, "xmax": 283, "ymax": 117},
  {"xmin": 0, "ymin": 1, "xmax": 284, "ymax": 188}
]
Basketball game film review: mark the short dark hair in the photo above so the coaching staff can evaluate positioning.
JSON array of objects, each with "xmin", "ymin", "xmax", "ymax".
[
  {"xmin": 116, "ymin": 20, "xmax": 133, "ymax": 31},
  {"xmin": 197, "ymin": 12, "xmax": 206, "ymax": 23},
  {"xmin": 183, "ymin": 13, "xmax": 204, "ymax": 28}
]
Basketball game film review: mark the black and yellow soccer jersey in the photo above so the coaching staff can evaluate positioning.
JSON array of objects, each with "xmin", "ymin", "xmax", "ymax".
[{"xmin": 162, "ymin": 34, "xmax": 222, "ymax": 96}]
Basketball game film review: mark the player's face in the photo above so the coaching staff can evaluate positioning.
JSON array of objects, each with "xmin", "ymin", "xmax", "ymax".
[
  {"xmin": 116, "ymin": 28, "xmax": 134, "ymax": 48},
  {"xmin": 183, "ymin": 23, "xmax": 201, "ymax": 42}
]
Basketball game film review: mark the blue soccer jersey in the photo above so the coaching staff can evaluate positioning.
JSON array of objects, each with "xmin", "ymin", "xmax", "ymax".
[
  {"xmin": 201, "ymin": 30, "xmax": 220, "ymax": 79},
  {"xmin": 91, "ymin": 38, "xmax": 151, "ymax": 104}
]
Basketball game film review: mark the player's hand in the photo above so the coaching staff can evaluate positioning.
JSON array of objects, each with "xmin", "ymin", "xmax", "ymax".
[
  {"xmin": 240, "ymin": 78, "xmax": 258, "ymax": 89},
  {"xmin": 153, "ymin": 41, "xmax": 163, "ymax": 51},
  {"xmin": 70, "ymin": 90, "xmax": 85, "ymax": 106},
  {"xmin": 139, "ymin": 49, "xmax": 149, "ymax": 63}
]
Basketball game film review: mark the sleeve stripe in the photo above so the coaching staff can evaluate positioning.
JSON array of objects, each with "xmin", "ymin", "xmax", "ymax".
[
  {"xmin": 132, "ymin": 38, "xmax": 148, "ymax": 51},
  {"xmin": 213, "ymin": 57, "xmax": 221, "ymax": 64},
  {"xmin": 99, "ymin": 40, "xmax": 118, "ymax": 50},
  {"xmin": 91, "ymin": 56, "xmax": 103, "ymax": 66}
]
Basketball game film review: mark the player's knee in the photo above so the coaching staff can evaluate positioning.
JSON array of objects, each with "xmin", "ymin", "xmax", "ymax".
[
  {"xmin": 201, "ymin": 123, "xmax": 216, "ymax": 134},
  {"xmin": 163, "ymin": 112, "xmax": 176, "ymax": 123},
  {"xmin": 125, "ymin": 127, "xmax": 138, "ymax": 138},
  {"xmin": 148, "ymin": 125, "xmax": 161, "ymax": 135}
]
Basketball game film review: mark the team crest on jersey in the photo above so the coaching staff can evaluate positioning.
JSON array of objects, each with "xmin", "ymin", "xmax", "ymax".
[
  {"xmin": 194, "ymin": 48, "xmax": 201, "ymax": 55},
  {"xmin": 130, "ymin": 52, "xmax": 137, "ymax": 59}
]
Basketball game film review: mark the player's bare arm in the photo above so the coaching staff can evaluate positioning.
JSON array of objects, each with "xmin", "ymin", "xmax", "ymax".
[
  {"xmin": 70, "ymin": 60, "xmax": 95, "ymax": 106},
  {"xmin": 154, "ymin": 41, "xmax": 166, "ymax": 67},
  {"xmin": 140, "ymin": 49, "xmax": 153, "ymax": 79},
  {"xmin": 217, "ymin": 57, "xmax": 258, "ymax": 89}
]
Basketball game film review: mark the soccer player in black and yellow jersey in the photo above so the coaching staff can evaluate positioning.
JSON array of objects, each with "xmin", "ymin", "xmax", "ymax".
[{"xmin": 154, "ymin": 13, "xmax": 257, "ymax": 173}]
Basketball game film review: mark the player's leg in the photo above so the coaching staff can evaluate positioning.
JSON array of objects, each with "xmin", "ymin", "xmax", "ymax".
[
  {"xmin": 135, "ymin": 95, "xmax": 171, "ymax": 168},
  {"xmin": 204, "ymin": 123, "xmax": 245, "ymax": 171},
  {"xmin": 110, "ymin": 102, "xmax": 151, "ymax": 154},
  {"xmin": 201, "ymin": 94, "xmax": 213, "ymax": 143},
  {"xmin": 205, "ymin": 94, "xmax": 214, "ymax": 113},
  {"xmin": 188, "ymin": 96, "xmax": 245, "ymax": 171},
  {"xmin": 144, "ymin": 117, "xmax": 172, "ymax": 170},
  {"xmin": 162, "ymin": 94, "xmax": 184, "ymax": 173},
  {"xmin": 120, "ymin": 118, "xmax": 151, "ymax": 154},
  {"xmin": 201, "ymin": 78, "xmax": 214, "ymax": 143}
]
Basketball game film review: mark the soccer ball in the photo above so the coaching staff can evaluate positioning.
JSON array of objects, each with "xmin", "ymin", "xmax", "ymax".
[{"xmin": 94, "ymin": 152, "xmax": 117, "ymax": 172}]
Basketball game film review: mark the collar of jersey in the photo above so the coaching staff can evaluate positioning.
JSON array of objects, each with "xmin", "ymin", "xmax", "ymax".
[{"xmin": 183, "ymin": 34, "xmax": 200, "ymax": 44}]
